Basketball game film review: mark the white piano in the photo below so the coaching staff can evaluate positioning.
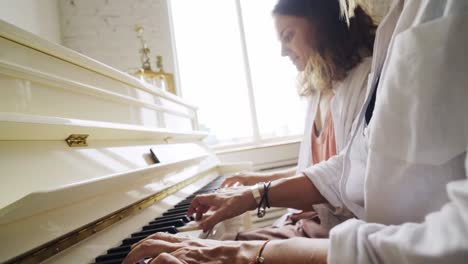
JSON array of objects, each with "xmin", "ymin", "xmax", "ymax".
[{"xmin": 0, "ymin": 20, "xmax": 252, "ymax": 264}]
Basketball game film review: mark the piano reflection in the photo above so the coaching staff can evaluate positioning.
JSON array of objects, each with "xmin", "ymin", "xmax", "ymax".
[{"xmin": 0, "ymin": 20, "xmax": 251, "ymax": 264}]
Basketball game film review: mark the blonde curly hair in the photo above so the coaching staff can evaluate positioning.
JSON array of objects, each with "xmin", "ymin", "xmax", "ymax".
[{"xmin": 298, "ymin": 51, "xmax": 340, "ymax": 96}]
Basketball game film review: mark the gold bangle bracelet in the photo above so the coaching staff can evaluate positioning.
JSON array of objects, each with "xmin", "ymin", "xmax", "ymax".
[{"xmin": 250, "ymin": 240, "xmax": 271, "ymax": 264}]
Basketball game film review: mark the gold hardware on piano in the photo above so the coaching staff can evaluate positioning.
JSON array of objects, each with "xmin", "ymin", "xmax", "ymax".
[
  {"xmin": 4, "ymin": 170, "xmax": 215, "ymax": 264},
  {"xmin": 65, "ymin": 134, "xmax": 89, "ymax": 147}
]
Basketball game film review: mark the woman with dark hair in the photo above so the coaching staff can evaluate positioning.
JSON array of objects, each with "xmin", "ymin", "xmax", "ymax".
[{"xmin": 221, "ymin": 0, "xmax": 376, "ymax": 240}]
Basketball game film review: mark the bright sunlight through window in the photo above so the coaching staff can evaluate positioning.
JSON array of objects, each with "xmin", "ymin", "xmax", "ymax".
[{"xmin": 170, "ymin": 0, "xmax": 306, "ymax": 148}]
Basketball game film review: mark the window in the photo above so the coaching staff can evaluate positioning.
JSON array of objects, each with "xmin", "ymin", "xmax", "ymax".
[{"xmin": 170, "ymin": 0, "xmax": 306, "ymax": 148}]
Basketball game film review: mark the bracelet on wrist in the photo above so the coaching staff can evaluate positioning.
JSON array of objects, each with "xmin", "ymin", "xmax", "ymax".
[
  {"xmin": 257, "ymin": 181, "xmax": 271, "ymax": 218},
  {"xmin": 250, "ymin": 182, "xmax": 264, "ymax": 206},
  {"xmin": 249, "ymin": 240, "xmax": 271, "ymax": 264}
]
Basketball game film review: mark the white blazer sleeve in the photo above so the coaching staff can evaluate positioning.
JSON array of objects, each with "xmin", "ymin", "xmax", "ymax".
[
  {"xmin": 302, "ymin": 149, "xmax": 345, "ymax": 209},
  {"xmin": 329, "ymin": 168, "xmax": 468, "ymax": 264},
  {"xmin": 328, "ymin": 2, "xmax": 468, "ymax": 263}
]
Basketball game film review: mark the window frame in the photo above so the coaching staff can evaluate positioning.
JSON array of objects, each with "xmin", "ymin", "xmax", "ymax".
[{"xmin": 167, "ymin": 0, "xmax": 303, "ymax": 152}]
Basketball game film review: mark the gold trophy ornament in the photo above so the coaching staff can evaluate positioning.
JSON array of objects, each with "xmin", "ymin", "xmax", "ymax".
[
  {"xmin": 133, "ymin": 25, "xmax": 176, "ymax": 94},
  {"xmin": 155, "ymin": 55, "xmax": 176, "ymax": 94}
]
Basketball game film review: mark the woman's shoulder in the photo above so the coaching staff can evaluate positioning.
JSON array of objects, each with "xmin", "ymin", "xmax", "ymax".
[
  {"xmin": 353, "ymin": 56, "xmax": 373, "ymax": 76},
  {"xmin": 333, "ymin": 56, "xmax": 372, "ymax": 95}
]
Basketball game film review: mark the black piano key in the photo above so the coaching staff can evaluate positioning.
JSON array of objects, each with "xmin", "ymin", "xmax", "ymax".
[
  {"xmin": 122, "ymin": 227, "xmax": 177, "ymax": 246},
  {"xmin": 162, "ymin": 208, "xmax": 188, "ymax": 216},
  {"xmin": 195, "ymin": 187, "xmax": 216, "ymax": 193},
  {"xmin": 121, "ymin": 235, "xmax": 147, "ymax": 246},
  {"xmin": 142, "ymin": 219, "xmax": 185, "ymax": 230},
  {"xmin": 168, "ymin": 205, "xmax": 190, "ymax": 212},
  {"xmin": 95, "ymin": 257, "xmax": 148, "ymax": 264},
  {"xmin": 95, "ymin": 251, "xmax": 128, "ymax": 262},
  {"xmin": 131, "ymin": 226, "xmax": 176, "ymax": 237},
  {"xmin": 174, "ymin": 201, "xmax": 191, "ymax": 206},
  {"xmin": 175, "ymin": 201, "xmax": 191, "ymax": 207},
  {"xmin": 150, "ymin": 215, "xmax": 191, "ymax": 224},
  {"xmin": 163, "ymin": 208, "xmax": 188, "ymax": 214},
  {"xmin": 95, "ymin": 258, "xmax": 124, "ymax": 264},
  {"xmin": 159, "ymin": 212, "xmax": 190, "ymax": 219},
  {"xmin": 178, "ymin": 199, "xmax": 193, "ymax": 205},
  {"xmin": 169, "ymin": 204, "xmax": 190, "ymax": 210},
  {"xmin": 169, "ymin": 206, "xmax": 189, "ymax": 212},
  {"xmin": 107, "ymin": 245, "xmax": 131, "ymax": 254}
]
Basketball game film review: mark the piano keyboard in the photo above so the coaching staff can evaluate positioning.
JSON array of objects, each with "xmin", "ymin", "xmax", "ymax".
[{"xmin": 93, "ymin": 176, "xmax": 225, "ymax": 264}]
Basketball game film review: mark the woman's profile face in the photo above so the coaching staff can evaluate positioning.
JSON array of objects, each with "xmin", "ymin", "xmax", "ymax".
[{"xmin": 274, "ymin": 14, "xmax": 315, "ymax": 71}]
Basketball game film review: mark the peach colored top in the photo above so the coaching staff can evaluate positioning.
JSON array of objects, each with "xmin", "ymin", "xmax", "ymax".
[{"xmin": 311, "ymin": 109, "xmax": 337, "ymax": 165}]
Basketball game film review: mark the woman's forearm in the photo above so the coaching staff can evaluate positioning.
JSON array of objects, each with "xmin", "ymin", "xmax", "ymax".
[
  {"xmin": 269, "ymin": 166, "xmax": 297, "ymax": 181},
  {"xmin": 260, "ymin": 238, "xmax": 329, "ymax": 264},
  {"xmin": 261, "ymin": 174, "xmax": 327, "ymax": 210}
]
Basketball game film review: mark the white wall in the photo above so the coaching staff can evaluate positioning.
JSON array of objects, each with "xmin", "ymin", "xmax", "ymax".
[
  {"xmin": 58, "ymin": 0, "xmax": 175, "ymax": 76},
  {"xmin": 0, "ymin": 0, "xmax": 62, "ymax": 44}
]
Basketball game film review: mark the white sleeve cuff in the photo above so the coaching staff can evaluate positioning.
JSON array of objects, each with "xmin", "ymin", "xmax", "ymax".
[{"xmin": 328, "ymin": 219, "xmax": 383, "ymax": 264}]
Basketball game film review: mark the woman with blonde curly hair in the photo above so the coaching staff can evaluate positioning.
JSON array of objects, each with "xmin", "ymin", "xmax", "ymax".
[{"xmin": 222, "ymin": 0, "xmax": 376, "ymax": 240}]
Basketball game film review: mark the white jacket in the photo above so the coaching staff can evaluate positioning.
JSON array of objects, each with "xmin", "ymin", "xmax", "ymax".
[
  {"xmin": 296, "ymin": 57, "xmax": 371, "ymax": 229},
  {"xmin": 323, "ymin": 0, "xmax": 468, "ymax": 263}
]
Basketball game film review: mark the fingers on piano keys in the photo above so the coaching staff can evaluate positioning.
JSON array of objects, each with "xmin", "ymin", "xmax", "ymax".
[{"xmin": 93, "ymin": 176, "xmax": 225, "ymax": 264}]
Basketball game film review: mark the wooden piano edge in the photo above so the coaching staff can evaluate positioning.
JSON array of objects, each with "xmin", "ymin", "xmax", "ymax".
[{"xmin": 3, "ymin": 169, "xmax": 217, "ymax": 264}]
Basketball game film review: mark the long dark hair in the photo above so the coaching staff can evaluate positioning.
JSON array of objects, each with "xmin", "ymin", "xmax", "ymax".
[{"xmin": 273, "ymin": 0, "xmax": 376, "ymax": 94}]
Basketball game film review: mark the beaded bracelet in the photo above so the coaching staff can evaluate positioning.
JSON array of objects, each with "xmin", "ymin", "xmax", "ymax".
[{"xmin": 257, "ymin": 181, "xmax": 271, "ymax": 218}]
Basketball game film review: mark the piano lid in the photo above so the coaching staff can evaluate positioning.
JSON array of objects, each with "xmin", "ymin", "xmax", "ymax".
[{"xmin": 0, "ymin": 20, "xmax": 191, "ymax": 109}]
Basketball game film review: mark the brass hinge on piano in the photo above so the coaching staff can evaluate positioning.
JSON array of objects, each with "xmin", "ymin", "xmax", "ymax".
[{"xmin": 65, "ymin": 134, "xmax": 89, "ymax": 147}]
